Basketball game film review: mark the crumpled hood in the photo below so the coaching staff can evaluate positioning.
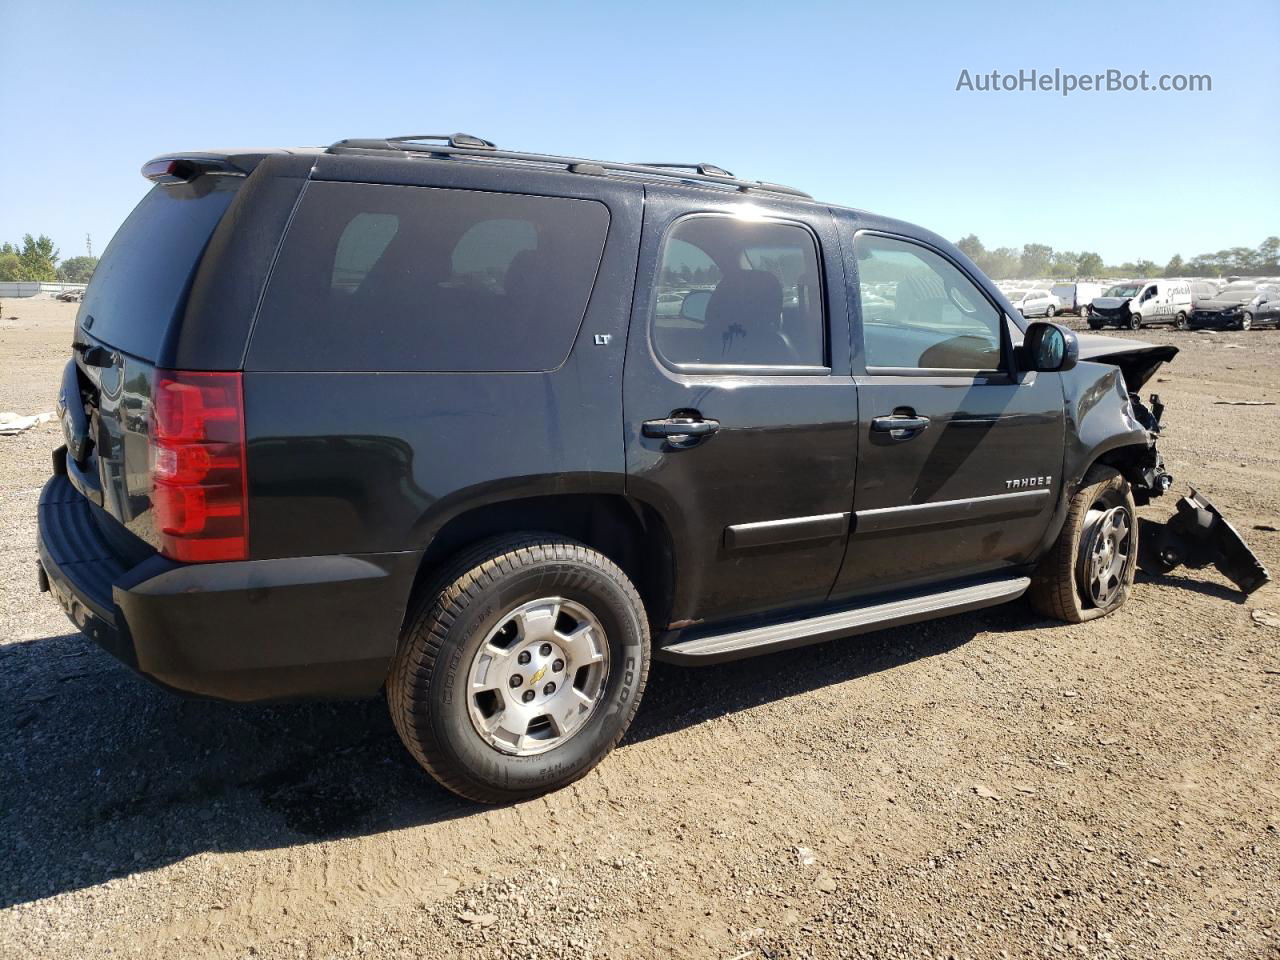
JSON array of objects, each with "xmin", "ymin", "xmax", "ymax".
[
  {"xmin": 1091, "ymin": 297, "xmax": 1131, "ymax": 312},
  {"xmin": 1075, "ymin": 332, "xmax": 1178, "ymax": 390}
]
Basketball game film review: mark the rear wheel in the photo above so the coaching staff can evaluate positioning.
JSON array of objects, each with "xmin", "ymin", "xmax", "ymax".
[
  {"xmin": 1045, "ymin": 305, "xmax": 1056, "ymax": 318},
  {"xmin": 1174, "ymin": 312, "xmax": 1189, "ymax": 330},
  {"xmin": 1029, "ymin": 466, "xmax": 1137, "ymax": 623},
  {"xmin": 388, "ymin": 534, "xmax": 650, "ymax": 803},
  {"xmin": 1240, "ymin": 311, "xmax": 1253, "ymax": 331}
]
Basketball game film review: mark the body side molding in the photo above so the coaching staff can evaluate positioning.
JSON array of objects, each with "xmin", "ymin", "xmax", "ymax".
[
  {"xmin": 724, "ymin": 512, "xmax": 850, "ymax": 550},
  {"xmin": 854, "ymin": 489, "xmax": 1050, "ymax": 535}
]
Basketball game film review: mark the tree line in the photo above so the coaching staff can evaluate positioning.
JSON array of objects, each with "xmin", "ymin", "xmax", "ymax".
[
  {"xmin": 3, "ymin": 228, "xmax": 1277, "ymax": 287},
  {"xmin": 0, "ymin": 235, "xmax": 98, "ymax": 284},
  {"xmin": 955, "ymin": 235, "xmax": 1280, "ymax": 281}
]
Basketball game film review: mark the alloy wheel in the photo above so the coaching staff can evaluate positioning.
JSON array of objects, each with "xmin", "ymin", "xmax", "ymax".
[
  {"xmin": 465, "ymin": 597, "xmax": 610, "ymax": 756},
  {"xmin": 1081, "ymin": 504, "xmax": 1132, "ymax": 608}
]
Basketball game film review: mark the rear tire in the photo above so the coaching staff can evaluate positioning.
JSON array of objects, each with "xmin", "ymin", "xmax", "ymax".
[
  {"xmin": 388, "ymin": 534, "xmax": 650, "ymax": 803},
  {"xmin": 1045, "ymin": 305, "xmax": 1056, "ymax": 318},
  {"xmin": 1174, "ymin": 312, "xmax": 1189, "ymax": 330},
  {"xmin": 1029, "ymin": 466, "xmax": 1137, "ymax": 623}
]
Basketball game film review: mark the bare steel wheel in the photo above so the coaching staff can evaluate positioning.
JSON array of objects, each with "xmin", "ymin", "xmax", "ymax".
[
  {"xmin": 466, "ymin": 597, "xmax": 610, "ymax": 756},
  {"xmin": 1080, "ymin": 504, "xmax": 1132, "ymax": 608}
]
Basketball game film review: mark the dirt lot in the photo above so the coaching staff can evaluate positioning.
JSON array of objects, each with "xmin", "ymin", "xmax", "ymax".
[{"xmin": 1, "ymin": 298, "xmax": 1277, "ymax": 960}]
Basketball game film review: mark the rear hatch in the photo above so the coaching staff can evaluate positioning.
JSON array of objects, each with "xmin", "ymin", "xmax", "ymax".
[{"xmin": 60, "ymin": 171, "xmax": 245, "ymax": 554}]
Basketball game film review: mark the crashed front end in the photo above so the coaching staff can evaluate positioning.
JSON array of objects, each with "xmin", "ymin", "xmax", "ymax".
[
  {"xmin": 1074, "ymin": 334, "xmax": 1270, "ymax": 595},
  {"xmin": 1088, "ymin": 296, "xmax": 1135, "ymax": 328}
]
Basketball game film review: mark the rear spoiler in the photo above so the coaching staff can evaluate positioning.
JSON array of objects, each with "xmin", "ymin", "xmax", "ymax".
[{"xmin": 141, "ymin": 148, "xmax": 321, "ymax": 183}]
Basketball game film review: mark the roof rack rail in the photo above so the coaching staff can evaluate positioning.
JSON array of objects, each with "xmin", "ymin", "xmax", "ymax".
[
  {"xmin": 635, "ymin": 162, "xmax": 736, "ymax": 178},
  {"xmin": 324, "ymin": 135, "xmax": 812, "ymax": 199}
]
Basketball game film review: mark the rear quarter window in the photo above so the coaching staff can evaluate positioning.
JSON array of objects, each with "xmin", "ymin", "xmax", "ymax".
[
  {"xmin": 248, "ymin": 182, "xmax": 610, "ymax": 372},
  {"xmin": 79, "ymin": 178, "xmax": 241, "ymax": 361}
]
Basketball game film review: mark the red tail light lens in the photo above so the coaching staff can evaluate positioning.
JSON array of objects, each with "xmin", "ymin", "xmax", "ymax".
[{"xmin": 151, "ymin": 371, "xmax": 248, "ymax": 563}]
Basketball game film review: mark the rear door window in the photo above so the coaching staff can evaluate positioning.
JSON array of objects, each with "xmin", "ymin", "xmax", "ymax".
[
  {"xmin": 651, "ymin": 215, "xmax": 826, "ymax": 369},
  {"xmin": 249, "ymin": 182, "xmax": 610, "ymax": 372}
]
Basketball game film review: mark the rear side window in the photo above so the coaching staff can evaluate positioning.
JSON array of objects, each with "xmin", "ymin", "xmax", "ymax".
[
  {"xmin": 249, "ymin": 182, "xmax": 610, "ymax": 372},
  {"xmin": 80, "ymin": 179, "xmax": 240, "ymax": 361},
  {"xmin": 652, "ymin": 215, "xmax": 826, "ymax": 369}
]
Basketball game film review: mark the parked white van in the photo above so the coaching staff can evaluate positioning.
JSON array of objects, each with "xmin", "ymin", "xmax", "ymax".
[
  {"xmin": 1089, "ymin": 280, "xmax": 1193, "ymax": 330},
  {"xmin": 1050, "ymin": 282, "xmax": 1103, "ymax": 318}
]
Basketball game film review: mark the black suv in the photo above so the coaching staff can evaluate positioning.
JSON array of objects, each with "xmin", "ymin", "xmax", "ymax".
[{"xmin": 37, "ymin": 134, "xmax": 1250, "ymax": 803}]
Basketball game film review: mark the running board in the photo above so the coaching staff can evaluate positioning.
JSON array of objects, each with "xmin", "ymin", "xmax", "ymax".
[{"xmin": 657, "ymin": 576, "xmax": 1031, "ymax": 664}]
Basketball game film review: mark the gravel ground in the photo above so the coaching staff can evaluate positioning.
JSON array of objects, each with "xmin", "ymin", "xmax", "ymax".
[{"xmin": 1, "ymin": 299, "xmax": 1278, "ymax": 959}]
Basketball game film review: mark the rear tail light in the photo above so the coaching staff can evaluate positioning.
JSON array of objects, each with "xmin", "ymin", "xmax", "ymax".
[{"xmin": 150, "ymin": 371, "xmax": 248, "ymax": 563}]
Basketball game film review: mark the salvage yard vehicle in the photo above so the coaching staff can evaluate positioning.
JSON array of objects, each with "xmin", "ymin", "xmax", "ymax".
[
  {"xmin": 1089, "ymin": 280, "xmax": 1193, "ymax": 330},
  {"xmin": 1049, "ymin": 281, "xmax": 1103, "ymax": 319},
  {"xmin": 1008, "ymin": 288, "xmax": 1059, "ymax": 318},
  {"xmin": 35, "ymin": 134, "xmax": 1270, "ymax": 804},
  {"xmin": 1189, "ymin": 282, "xmax": 1280, "ymax": 330}
]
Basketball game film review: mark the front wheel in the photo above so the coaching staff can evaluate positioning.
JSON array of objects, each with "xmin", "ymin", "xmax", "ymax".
[
  {"xmin": 388, "ymin": 534, "xmax": 651, "ymax": 803},
  {"xmin": 1240, "ymin": 311, "xmax": 1253, "ymax": 331},
  {"xmin": 1028, "ymin": 466, "xmax": 1137, "ymax": 623},
  {"xmin": 1127, "ymin": 313, "xmax": 1142, "ymax": 330},
  {"xmin": 1174, "ymin": 312, "xmax": 1189, "ymax": 330}
]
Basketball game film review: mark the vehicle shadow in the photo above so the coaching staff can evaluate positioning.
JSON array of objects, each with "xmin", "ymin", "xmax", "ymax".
[
  {"xmin": 1136, "ymin": 570, "xmax": 1250, "ymax": 604},
  {"xmin": 0, "ymin": 601, "xmax": 1028, "ymax": 909}
]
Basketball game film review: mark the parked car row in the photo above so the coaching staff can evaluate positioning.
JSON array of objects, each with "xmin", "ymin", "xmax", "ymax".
[
  {"xmin": 1086, "ymin": 279, "xmax": 1279, "ymax": 331},
  {"xmin": 1004, "ymin": 278, "xmax": 1280, "ymax": 332}
]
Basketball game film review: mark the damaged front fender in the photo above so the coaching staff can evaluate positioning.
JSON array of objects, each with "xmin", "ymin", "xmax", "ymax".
[{"xmin": 1056, "ymin": 334, "xmax": 1269, "ymax": 595}]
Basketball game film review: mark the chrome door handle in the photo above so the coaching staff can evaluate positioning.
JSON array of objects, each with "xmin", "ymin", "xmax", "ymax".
[{"xmin": 871, "ymin": 414, "xmax": 930, "ymax": 439}]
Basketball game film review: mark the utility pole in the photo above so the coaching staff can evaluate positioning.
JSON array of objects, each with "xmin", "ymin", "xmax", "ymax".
[{"xmin": 86, "ymin": 233, "xmax": 93, "ymax": 259}]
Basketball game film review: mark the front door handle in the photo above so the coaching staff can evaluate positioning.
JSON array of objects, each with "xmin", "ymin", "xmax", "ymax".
[
  {"xmin": 871, "ymin": 414, "xmax": 930, "ymax": 439},
  {"xmin": 642, "ymin": 415, "xmax": 720, "ymax": 448}
]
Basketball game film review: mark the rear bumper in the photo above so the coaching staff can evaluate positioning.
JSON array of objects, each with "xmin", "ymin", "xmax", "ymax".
[{"xmin": 37, "ymin": 470, "xmax": 420, "ymax": 702}]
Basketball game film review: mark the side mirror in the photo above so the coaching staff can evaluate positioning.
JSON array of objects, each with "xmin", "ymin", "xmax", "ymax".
[
  {"xmin": 1022, "ymin": 321, "xmax": 1078, "ymax": 373},
  {"xmin": 680, "ymin": 290, "xmax": 711, "ymax": 322}
]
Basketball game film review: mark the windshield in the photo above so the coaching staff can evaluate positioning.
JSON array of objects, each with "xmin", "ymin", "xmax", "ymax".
[{"xmin": 1105, "ymin": 284, "xmax": 1141, "ymax": 298}]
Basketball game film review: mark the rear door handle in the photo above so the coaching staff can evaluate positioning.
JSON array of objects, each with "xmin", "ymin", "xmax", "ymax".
[
  {"xmin": 871, "ymin": 414, "xmax": 930, "ymax": 439},
  {"xmin": 642, "ymin": 416, "xmax": 720, "ymax": 448}
]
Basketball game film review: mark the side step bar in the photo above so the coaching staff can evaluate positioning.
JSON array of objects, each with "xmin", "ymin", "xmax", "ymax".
[{"xmin": 657, "ymin": 576, "xmax": 1031, "ymax": 664}]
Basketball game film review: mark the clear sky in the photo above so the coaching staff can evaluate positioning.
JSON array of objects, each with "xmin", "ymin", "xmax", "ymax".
[{"xmin": 1, "ymin": 0, "xmax": 1276, "ymax": 266}]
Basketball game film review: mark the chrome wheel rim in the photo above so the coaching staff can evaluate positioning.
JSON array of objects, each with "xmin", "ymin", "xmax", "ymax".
[
  {"xmin": 465, "ymin": 597, "xmax": 609, "ymax": 756},
  {"xmin": 1083, "ymin": 504, "xmax": 1131, "ymax": 607}
]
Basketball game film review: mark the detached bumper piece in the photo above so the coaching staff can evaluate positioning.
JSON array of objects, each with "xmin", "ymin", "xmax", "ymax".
[{"xmin": 1138, "ymin": 488, "xmax": 1271, "ymax": 595}]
